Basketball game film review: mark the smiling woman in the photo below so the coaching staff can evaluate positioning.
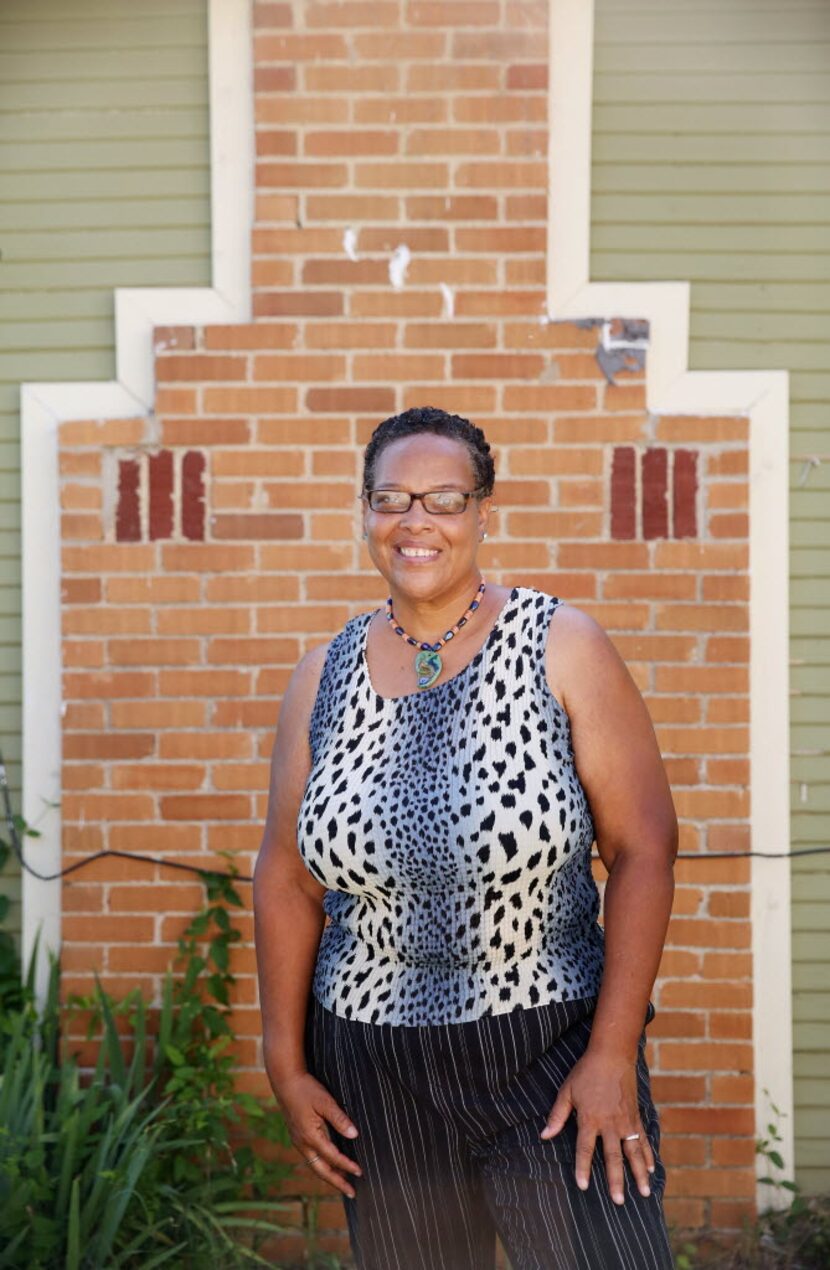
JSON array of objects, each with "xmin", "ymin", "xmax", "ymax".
[{"xmin": 253, "ymin": 405, "xmax": 678, "ymax": 1270}]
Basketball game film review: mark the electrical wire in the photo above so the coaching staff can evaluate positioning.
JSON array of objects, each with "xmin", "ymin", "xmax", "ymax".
[{"xmin": 2, "ymin": 756, "xmax": 828, "ymax": 887}]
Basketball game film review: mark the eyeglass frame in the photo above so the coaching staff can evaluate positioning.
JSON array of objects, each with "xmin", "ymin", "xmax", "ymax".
[{"xmin": 362, "ymin": 487, "xmax": 487, "ymax": 515}]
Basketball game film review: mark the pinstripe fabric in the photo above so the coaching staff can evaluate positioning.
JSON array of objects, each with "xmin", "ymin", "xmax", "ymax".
[{"xmin": 306, "ymin": 995, "xmax": 674, "ymax": 1270}]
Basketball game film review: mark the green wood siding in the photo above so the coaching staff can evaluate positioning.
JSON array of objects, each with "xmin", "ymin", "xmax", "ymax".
[
  {"xmin": 0, "ymin": 0, "xmax": 210, "ymax": 948},
  {"xmin": 593, "ymin": 0, "xmax": 830, "ymax": 1193}
]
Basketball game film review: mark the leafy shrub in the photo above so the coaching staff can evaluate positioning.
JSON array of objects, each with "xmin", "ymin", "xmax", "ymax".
[
  {"xmin": 0, "ymin": 867, "xmax": 295, "ymax": 1268},
  {"xmin": 0, "ymin": 817, "xmax": 33, "ymax": 1014}
]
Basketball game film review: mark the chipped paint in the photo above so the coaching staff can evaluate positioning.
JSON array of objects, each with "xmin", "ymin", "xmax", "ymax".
[
  {"xmin": 596, "ymin": 343, "xmax": 646, "ymax": 387},
  {"xmin": 440, "ymin": 283, "xmax": 455, "ymax": 318},
  {"xmin": 343, "ymin": 228, "xmax": 358, "ymax": 262},
  {"xmin": 603, "ymin": 317, "xmax": 650, "ymax": 347},
  {"xmin": 389, "ymin": 244, "xmax": 410, "ymax": 289},
  {"xmin": 595, "ymin": 317, "xmax": 650, "ymax": 385}
]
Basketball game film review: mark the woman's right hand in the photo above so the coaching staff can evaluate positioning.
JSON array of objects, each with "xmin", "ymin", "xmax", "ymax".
[{"xmin": 275, "ymin": 1070, "xmax": 362, "ymax": 1198}]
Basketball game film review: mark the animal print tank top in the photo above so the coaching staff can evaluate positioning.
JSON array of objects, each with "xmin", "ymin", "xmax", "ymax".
[{"xmin": 297, "ymin": 586, "xmax": 604, "ymax": 1026}]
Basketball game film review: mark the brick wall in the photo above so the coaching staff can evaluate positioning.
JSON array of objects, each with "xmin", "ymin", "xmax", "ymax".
[{"xmin": 57, "ymin": 0, "xmax": 754, "ymax": 1248}]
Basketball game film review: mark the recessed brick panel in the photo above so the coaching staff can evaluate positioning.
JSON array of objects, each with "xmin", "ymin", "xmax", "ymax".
[
  {"xmin": 673, "ymin": 448, "xmax": 699, "ymax": 538},
  {"xmin": 181, "ymin": 450, "xmax": 206, "ymax": 541},
  {"xmin": 148, "ymin": 449, "xmax": 174, "ymax": 540},
  {"xmin": 115, "ymin": 458, "xmax": 141, "ymax": 542},
  {"xmin": 610, "ymin": 446, "xmax": 636, "ymax": 539},
  {"xmin": 642, "ymin": 446, "xmax": 669, "ymax": 539}
]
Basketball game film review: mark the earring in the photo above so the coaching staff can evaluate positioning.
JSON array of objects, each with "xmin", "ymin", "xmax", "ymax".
[{"xmin": 480, "ymin": 530, "xmax": 488, "ymax": 541}]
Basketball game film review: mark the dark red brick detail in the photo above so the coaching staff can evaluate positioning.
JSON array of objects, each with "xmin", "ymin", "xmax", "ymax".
[
  {"xmin": 181, "ymin": 450, "xmax": 206, "ymax": 541},
  {"xmin": 642, "ymin": 447, "xmax": 669, "ymax": 540},
  {"xmin": 673, "ymin": 448, "xmax": 699, "ymax": 538},
  {"xmin": 610, "ymin": 446, "xmax": 636, "ymax": 539},
  {"xmin": 148, "ymin": 449, "xmax": 175, "ymax": 540},
  {"xmin": 115, "ymin": 458, "xmax": 141, "ymax": 542}
]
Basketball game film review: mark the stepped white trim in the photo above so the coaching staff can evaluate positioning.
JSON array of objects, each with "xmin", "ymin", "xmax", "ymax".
[
  {"xmin": 20, "ymin": 0, "xmax": 254, "ymax": 1003},
  {"xmin": 548, "ymin": 0, "xmax": 793, "ymax": 1201}
]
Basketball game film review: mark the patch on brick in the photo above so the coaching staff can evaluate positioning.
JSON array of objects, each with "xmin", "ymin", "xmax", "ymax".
[
  {"xmin": 610, "ymin": 446, "xmax": 699, "ymax": 540},
  {"xmin": 596, "ymin": 317, "xmax": 650, "ymax": 386},
  {"xmin": 113, "ymin": 449, "xmax": 206, "ymax": 542}
]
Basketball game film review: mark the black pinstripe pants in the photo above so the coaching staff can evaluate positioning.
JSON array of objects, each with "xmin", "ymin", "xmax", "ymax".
[{"xmin": 305, "ymin": 994, "xmax": 674, "ymax": 1270}]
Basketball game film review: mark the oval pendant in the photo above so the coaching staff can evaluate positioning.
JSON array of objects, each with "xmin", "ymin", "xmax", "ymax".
[{"xmin": 414, "ymin": 649, "xmax": 442, "ymax": 690}]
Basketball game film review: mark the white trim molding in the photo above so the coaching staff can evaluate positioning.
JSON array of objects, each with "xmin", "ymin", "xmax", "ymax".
[
  {"xmin": 547, "ymin": 0, "xmax": 793, "ymax": 1202},
  {"xmin": 20, "ymin": 0, "xmax": 254, "ymax": 1004}
]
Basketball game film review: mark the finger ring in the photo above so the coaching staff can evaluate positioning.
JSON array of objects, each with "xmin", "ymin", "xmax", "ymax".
[
  {"xmin": 624, "ymin": 1133, "xmax": 640, "ymax": 1142},
  {"xmin": 306, "ymin": 1153, "xmax": 321, "ymax": 1166}
]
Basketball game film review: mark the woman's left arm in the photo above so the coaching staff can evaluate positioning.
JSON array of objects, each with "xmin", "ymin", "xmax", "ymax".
[{"xmin": 539, "ymin": 604, "xmax": 678, "ymax": 1206}]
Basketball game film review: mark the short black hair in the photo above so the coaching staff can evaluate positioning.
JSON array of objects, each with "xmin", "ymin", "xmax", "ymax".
[{"xmin": 362, "ymin": 406, "xmax": 496, "ymax": 497}]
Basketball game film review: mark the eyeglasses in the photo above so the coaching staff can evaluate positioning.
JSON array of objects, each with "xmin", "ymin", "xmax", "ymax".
[{"xmin": 365, "ymin": 488, "xmax": 483, "ymax": 515}]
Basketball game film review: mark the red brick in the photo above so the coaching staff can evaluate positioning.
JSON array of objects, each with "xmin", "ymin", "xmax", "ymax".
[
  {"xmin": 254, "ymin": 66, "xmax": 295, "ymax": 93},
  {"xmin": 254, "ymin": 291, "xmax": 344, "ymax": 318},
  {"xmin": 155, "ymin": 355, "xmax": 247, "ymax": 382},
  {"xmin": 211, "ymin": 513, "xmax": 304, "ymax": 540},
  {"xmin": 610, "ymin": 446, "xmax": 636, "ymax": 539},
  {"xmin": 148, "ymin": 449, "xmax": 174, "ymax": 539},
  {"xmin": 160, "ymin": 795, "xmax": 250, "ymax": 821},
  {"xmin": 672, "ymin": 449, "xmax": 699, "ymax": 537},
  {"xmin": 307, "ymin": 387, "xmax": 395, "ymax": 413},
  {"xmin": 642, "ymin": 447, "xmax": 668, "ymax": 539},
  {"xmin": 116, "ymin": 458, "xmax": 141, "ymax": 542}
]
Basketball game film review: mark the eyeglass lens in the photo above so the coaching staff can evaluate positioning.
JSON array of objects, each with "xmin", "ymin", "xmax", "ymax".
[{"xmin": 369, "ymin": 490, "xmax": 468, "ymax": 514}]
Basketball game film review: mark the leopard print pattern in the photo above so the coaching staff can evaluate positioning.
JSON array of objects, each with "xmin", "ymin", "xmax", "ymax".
[{"xmin": 297, "ymin": 587, "xmax": 604, "ymax": 1025}]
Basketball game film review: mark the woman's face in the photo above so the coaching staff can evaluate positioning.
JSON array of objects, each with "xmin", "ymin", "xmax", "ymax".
[{"xmin": 362, "ymin": 433, "xmax": 491, "ymax": 603}]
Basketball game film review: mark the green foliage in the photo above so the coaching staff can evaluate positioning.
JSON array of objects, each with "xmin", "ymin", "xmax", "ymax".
[
  {"xmin": 0, "ymin": 861, "xmax": 295, "ymax": 1268},
  {"xmin": 0, "ymin": 815, "xmax": 39, "ymax": 1013},
  {"xmin": 670, "ymin": 1097, "xmax": 830, "ymax": 1269}
]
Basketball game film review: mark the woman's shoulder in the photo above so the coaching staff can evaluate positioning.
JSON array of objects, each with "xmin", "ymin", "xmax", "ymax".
[{"xmin": 287, "ymin": 609, "xmax": 375, "ymax": 698}]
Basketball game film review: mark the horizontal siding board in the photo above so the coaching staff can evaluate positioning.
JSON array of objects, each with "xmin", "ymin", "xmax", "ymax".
[
  {"xmin": 591, "ymin": 252, "xmax": 830, "ymax": 281},
  {"xmin": 3, "ymin": 227, "xmax": 211, "ymax": 262},
  {"xmin": 0, "ymin": 107, "xmax": 208, "ymax": 144},
  {"xmin": 0, "ymin": 138, "xmax": 209, "ymax": 171},
  {"xmin": 0, "ymin": 0, "xmax": 203, "ymax": 16},
  {"xmin": 594, "ymin": 101, "xmax": 830, "ymax": 134},
  {"xmin": 595, "ymin": 73, "xmax": 830, "ymax": 106},
  {"xmin": 4, "ymin": 169, "xmax": 209, "ymax": 201},
  {"xmin": 594, "ymin": 0, "xmax": 830, "ymax": 1190},
  {"xmin": 0, "ymin": 0, "xmax": 210, "ymax": 951},
  {"xmin": 594, "ymin": 192, "xmax": 830, "ymax": 223},
  {"xmin": 594, "ymin": 224, "xmax": 830, "ymax": 252},
  {"xmin": 594, "ymin": 43, "xmax": 830, "ymax": 74},
  {"xmin": 691, "ymin": 314, "xmax": 830, "ymax": 342},
  {"xmin": 3, "ymin": 320, "xmax": 123, "ymax": 352},
  {"xmin": 0, "ymin": 46, "xmax": 207, "ymax": 82},
  {"xmin": 0, "ymin": 16, "xmax": 205, "ymax": 51},
  {"xmin": 0, "ymin": 78, "xmax": 207, "ymax": 111},
  {"xmin": 593, "ymin": 165, "xmax": 830, "ymax": 193},
  {"xmin": 597, "ymin": 11, "xmax": 830, "ymax": 43},
  {"xmin": 0, "ymin": 197, "xmax": 208, "ymax": 232},
  {"xmin": 1, "ymin": 256, "xmax": 209, "ymax": 290}
]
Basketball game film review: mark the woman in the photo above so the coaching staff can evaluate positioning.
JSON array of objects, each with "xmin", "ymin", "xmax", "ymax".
[{"xmin": 254, "ymin": 406, "xmax": 677, "ymax": 1269}]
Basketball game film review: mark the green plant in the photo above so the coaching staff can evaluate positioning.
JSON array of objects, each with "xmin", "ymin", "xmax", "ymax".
[
  {"xmin": 668, "ymin": 1098, "xmax": 830, "ymax": 1268},
  {"xmin": 0, "ymin": 814, "xmax": 38, "ymax": 1014},
  {"xmin": 0, "ymin": 863, "xmax": 297, "ymax": 1268}
]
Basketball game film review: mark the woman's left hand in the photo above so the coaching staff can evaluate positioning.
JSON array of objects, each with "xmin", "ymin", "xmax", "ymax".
[{"xmin": 541, "ymin": 1048, "xmax": 655, "ymax": 1205}]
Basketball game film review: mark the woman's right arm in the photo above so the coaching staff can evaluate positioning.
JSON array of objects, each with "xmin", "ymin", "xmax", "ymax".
[{"xmin": 253, "ymin": 644, "xmax": 362, "ymax": 1198}]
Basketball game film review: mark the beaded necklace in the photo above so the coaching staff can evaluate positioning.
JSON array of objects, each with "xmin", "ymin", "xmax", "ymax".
[{"xmin": 385, "ymin": 579, "xmax": 486, "ymax": 690}]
